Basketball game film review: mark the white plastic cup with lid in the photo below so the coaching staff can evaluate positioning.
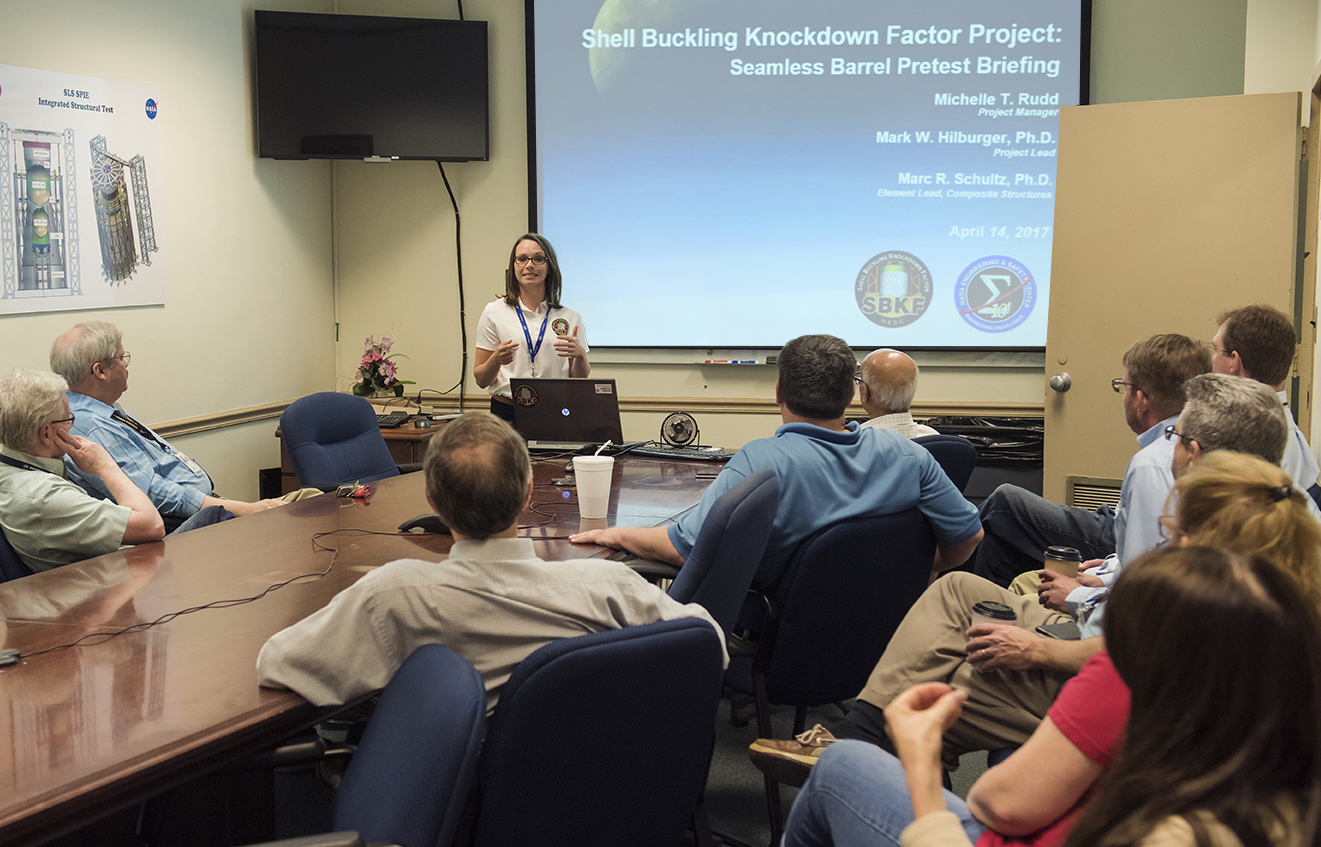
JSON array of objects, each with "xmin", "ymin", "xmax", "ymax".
[{"xmin": 572, "ymin": 456, "xmax": 615, "ymax": 519}]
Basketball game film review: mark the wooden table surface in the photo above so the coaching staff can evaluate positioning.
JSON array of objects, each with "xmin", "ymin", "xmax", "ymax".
[{"xmin": 0, "ymin": 454, "xmax": 716, "ymax": 847}]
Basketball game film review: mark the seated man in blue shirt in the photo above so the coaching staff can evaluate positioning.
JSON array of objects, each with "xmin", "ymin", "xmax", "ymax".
[
  {"xmin": 970, "ymin": 333, "xmax": 1211, "ymax": 588},
  {"xmin": 51, "ymin": 321, "xmax": 286, "ymax": 531},
  {"xmin": 571, "ymin": 334, "xmax": 984, "ymax": 589}
]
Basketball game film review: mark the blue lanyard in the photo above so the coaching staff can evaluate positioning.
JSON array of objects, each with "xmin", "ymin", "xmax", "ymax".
[
  {"xmin": 0, "ymin": 454, "xmax": 57, "ymax": 475},
  {"xmin": 516, "ymin": 304, "xmax": 550, "ymax": 363}
]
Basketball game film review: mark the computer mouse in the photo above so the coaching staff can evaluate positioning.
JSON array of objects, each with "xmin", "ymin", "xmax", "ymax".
[
  {"xmin": 398, "ymin": 513, "xmax": 450, "ymax": 534},
  {"xmin": 413, "ymin": 419, "xmax": 432, "ymax": 428}
]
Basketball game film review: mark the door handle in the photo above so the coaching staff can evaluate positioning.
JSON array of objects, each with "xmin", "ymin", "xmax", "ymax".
[{"xmin": 1049, "ymin": 373, "xmax": 1072, "ymax": 392}]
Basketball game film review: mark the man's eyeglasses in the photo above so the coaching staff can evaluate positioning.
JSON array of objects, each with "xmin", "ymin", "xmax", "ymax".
[
  {"xmin": 514, "ymin": 255, "xmax": 548, "ymax": 267},
  {"xmin": 1163, "ymin": 424, "xmax": 1195, "ymax": 448},
  {"xmin": 1111, "ymin": 378, "xmax": 1135, "ymax": 394},
  {"xmin": 49, "ymin": 415, "xmax": 75, "ymax": 427},
  {"xmin": 104, "ymin": 352, "xmax": 132, "ymax": 366}
]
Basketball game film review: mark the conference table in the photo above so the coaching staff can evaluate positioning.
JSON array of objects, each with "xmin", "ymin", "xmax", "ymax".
[{"xmin": 0, "ymin": 453, "xmax": 718, "ymax": 847}]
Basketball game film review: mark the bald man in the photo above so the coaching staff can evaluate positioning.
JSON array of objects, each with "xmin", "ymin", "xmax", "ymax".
[{"xmin": 857, "ymin": 348, "xmax": 938, "ymax": 439}]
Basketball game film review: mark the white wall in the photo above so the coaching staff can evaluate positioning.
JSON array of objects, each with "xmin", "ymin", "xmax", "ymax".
[
  {"xmin": 1244, "ymin": 0, "xmax": 1319, "ymax": 96},
  {"xmin": 0, "ymin": 0, "xmax": 338, "ymax": 498}
]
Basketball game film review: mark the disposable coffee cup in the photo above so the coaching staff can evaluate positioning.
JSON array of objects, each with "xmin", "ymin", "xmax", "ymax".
[
  {"xmin": 572, "ymin": 456, "xmax": 615, "ymax": 519},
  {"xmin": 970, "ymin": 600, "xmax": 1016, "ymax": 628},
  {"xmin": 1043, "ymin": 545, "xmax": 1083, "ymax": 577}
]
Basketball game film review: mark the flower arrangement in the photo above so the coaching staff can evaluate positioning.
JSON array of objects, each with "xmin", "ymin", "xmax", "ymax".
[{"xmin": 351, "ymin": 335, "xmax": 415, "ymax": 397}]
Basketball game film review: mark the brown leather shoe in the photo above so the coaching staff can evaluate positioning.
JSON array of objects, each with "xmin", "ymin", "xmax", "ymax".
[{"xmin": 747, "ymin": 724, "xmax": 839, "ymax": 788}]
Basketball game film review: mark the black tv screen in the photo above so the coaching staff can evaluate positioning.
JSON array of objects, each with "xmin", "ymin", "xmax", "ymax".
[{"xmin": 255, "ymin": 11, "xmax": 488, "ymax": 161}]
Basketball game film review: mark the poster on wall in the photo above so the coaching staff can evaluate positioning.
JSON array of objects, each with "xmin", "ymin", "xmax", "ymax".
[{"xmin": 0, "ymin": 63, "xmax": 166, "ymax": 315}]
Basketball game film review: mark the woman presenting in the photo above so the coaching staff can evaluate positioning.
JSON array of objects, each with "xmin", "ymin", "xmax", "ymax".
[{"xmin": 474, "ymin": 233, "xmax": 590, "ymax": 425}]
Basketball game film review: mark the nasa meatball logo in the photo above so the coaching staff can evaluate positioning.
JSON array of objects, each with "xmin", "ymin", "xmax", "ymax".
[
  {"xmin": 144, "ymin": 98, "xmax": 158, "ymax": 119},
  {"xmin": 854, "ymin": 251, "xmax": 933, "ymax": 328},
  {"xmin": 513, "ymin": 385, "xmax": 539, "ymax": 407},
  {"xmin": 954, "ymin": 256, "xmax": 1036, "ymax": 333},
  {"xmin": 551, "ymin": 318, "xmax": 570, "ymax": 336}
]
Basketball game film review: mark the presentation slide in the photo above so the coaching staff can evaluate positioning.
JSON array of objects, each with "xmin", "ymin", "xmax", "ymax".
[{"xmin": 530, "ymin": 0, "xmax": 1085, "ymax": 349}]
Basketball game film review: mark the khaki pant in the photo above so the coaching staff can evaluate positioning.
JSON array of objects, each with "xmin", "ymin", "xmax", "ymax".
[
  {"xmin": 854, "ymin": 572, "xmax": 1073, "ymax": 769},
  {"xmin": 280, "ymin": 488, "xmax": 323, "ymax": 503}
]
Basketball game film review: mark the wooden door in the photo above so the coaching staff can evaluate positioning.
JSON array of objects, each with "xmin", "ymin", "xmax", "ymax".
[{"xmin": 1043, "ymin": 92, "xmax": 1304, "ymax": 502}]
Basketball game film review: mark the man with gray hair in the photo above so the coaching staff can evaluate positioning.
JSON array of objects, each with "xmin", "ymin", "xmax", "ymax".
[
  {"xmin": 857, "ymin": 348, "xmax": 938, "ymax": 439},
  {"xmin": 1169, "ymin": 373, "xmax": 1289, "ymax": 480},
  {"xmin": 0, "ymin": 368, "xmax": 166, "ymax": 572},
  {"xmin": 51, "ymin": 321, "xmax": 285, "ymax": 531},
  {"xmin": 257, "ymin": 412, "xmax": 725, "ymax": 710}
]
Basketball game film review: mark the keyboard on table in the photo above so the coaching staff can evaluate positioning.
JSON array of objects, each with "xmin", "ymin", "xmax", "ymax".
[
  {"xmin": 376, "ymin": 410, "xmax": 410, "ymax": 429},
  {"xmin": 626, "ymin": 443, "xmax": 735, "ymax": 462}
]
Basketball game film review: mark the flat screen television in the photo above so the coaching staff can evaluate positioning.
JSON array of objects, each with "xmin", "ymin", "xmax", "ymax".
[{"xmin": 255, "ymin": 11, "xmax": 488, "ymax": 161}]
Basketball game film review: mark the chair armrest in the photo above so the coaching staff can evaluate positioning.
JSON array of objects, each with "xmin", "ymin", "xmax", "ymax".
[
  {"xmin": 396, "ymin": 462, "xmax": 424, "ymax": 475},
  {"xmin": 224, "ymin": 735, "xmax": 356, "ymax": 773}
]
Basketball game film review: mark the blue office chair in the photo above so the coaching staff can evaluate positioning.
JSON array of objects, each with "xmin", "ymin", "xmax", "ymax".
[
  {"xmin": 914, "ymin": 433, "xmax": 978, "ymax": 492},
  {"xmin": 667, "ymin": 470, "xmax": 779, "ymax": 638},
  {"xmin": 280, "ymin": 392, "xmax": 411, "ymax": 491},
  {"xmin": 0, "ymin": 525, "xmax": 33, "ymax": 583},
  {"xmin": 240, "ymin": 644, "xmax": 486, "ymax": 847},
  {"xmin": 334, "ymin": 644, "xmax": 486, "ymax": 847},
  {"xmin": 725, "ymin": 508, "xmax": 939, "ymax": 844},
  {"xmin": 470, "ymin": 618, "xmax": 725, "ymax": 847}
]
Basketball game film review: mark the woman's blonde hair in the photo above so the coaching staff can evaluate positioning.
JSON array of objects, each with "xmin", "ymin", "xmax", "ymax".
[{"xmin": 1172, "ymin": 450, "xmax": 1321, "ymax": 603}]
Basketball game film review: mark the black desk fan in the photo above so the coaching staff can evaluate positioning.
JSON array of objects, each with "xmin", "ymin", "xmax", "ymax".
[{"xmin": 661, "ymin": 412, "xmax": 699, "ymax": 447}]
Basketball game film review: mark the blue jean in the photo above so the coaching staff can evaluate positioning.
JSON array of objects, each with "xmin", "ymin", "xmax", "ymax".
[
  {"xmin": 971, "ymin": 484, "xmax": 1115, "ymax": 588},
  {"xmin": 167, "ymin": 505, "xmax": 233, "ymax": 535},
  {"xmin": 784, "ymin": 741, "xmax": 987, "ymax": 847}
]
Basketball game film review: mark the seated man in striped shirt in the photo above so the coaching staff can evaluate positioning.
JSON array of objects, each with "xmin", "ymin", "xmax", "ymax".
[{"xmin": 51, "ymin": 321, "xmax": 286, "ymax": 531}]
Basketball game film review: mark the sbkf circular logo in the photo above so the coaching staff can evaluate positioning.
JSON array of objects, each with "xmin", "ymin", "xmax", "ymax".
[
  {"xmin": 513, "ymin": 385, "xmax": 538, "ymax": 407},
  {"xmin": 145, "ymin": 99, "xmax": 158, "ymax": 119},
  {"xmin": 854, "ymin": 251, "xmax": 933, "ymax": 328},
  {"xmin": 954, "ymin": 255, "xmax": 1036, "ymax": 333}
]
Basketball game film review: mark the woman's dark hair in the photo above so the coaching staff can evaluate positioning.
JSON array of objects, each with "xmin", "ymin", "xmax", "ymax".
[
  {"xmin": 502, "ymin": 233, "xmax": 563, "ymax": 308},
  {"xmin": 1063, "ymin": 546, "xmax": 1321, "ymax": 847}
]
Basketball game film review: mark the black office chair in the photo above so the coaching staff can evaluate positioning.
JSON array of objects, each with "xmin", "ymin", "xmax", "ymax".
[
  {"xmin": 280, "ymin": 392, "xmax": 419, "ymax": 491},
  {"xmin": 0, "ymin": 525, "xmax": 33, "ymax": 583},
  {"xmin": 469, "ymin": 618, "xmax": 726, "ymax": 847},
  {"xmin": 725, "ymin": 508, "xmax": 939, "ymax": 844},
  {"xmin": 667, "ymin": 470, "xmax": 780, "ymax": 638},
  {"xmin": 914, "ymin": 433, "xmax": 978, "ymax": 492}
]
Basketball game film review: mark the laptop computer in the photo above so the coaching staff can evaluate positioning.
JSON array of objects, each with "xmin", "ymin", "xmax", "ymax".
[{"xmin": 510, "ymin": 378, "xmax": 625, "ymax": 450}]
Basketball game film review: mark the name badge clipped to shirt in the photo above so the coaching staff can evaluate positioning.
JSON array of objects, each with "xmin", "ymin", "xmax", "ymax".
[{"xmin": 174, "ymin": 451, "xmax": 207, "ymax": 478}]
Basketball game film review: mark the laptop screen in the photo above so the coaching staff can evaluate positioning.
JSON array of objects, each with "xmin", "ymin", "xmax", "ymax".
[{"xmin": 510, "ymin": 378, "xmax": 624, "ymax": 445}]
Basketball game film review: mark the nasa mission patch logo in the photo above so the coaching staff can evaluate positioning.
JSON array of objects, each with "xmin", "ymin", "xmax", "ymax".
[
  {"xmin": 954, "ymin": 256, "xmax": 1036, "ymax": 333},
  {"xmin": 514, "ymin": 385, "xmax": 539, "ymax": 407},
  {"xmin": 551, "ymin": 318, "xmax": 570, "ymax": 336},
  {"xmin": 854, "ymin": 251, "xmax": 933, "ymax": 328}
]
